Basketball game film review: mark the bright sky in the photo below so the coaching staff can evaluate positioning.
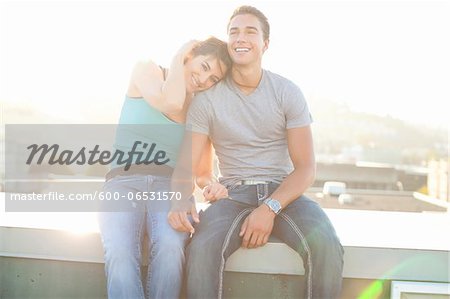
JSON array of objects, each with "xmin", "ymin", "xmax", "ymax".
[{"xmin": 1, "ymin": 0, "xmax": 449, "ymax": 127}]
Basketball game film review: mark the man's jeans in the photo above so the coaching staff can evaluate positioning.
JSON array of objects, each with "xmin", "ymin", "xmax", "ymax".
[
  {"xmin": 98, "ymin": 175, "xmax": 189, "ymax": 299},
  {"xmin": 186, "ymin": 183, "xmax": 344, "ymax": 299}
]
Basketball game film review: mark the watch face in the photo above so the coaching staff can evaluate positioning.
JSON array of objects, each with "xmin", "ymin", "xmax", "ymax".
[
  {"xmin": 271, "ymin": 200, "xmax": 281, "ymax": 212},
  {"xmin": 266, "ymin": 198, "xmax": 281, "ymax": 214}
]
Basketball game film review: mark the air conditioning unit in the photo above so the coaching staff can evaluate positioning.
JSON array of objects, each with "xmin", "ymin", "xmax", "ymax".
[
  {"xmin": 391, "ymin": 281, "xmax": 450, "ymax": 299},
  {"xmin": 322, "ymin": 181, "xmax": 346, "ymax": 197}
]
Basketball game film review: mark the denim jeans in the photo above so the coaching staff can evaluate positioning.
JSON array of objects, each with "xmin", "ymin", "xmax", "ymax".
[
  {"xmin": 186, "ymin": 183, "xmax": 344, "ymax": 299},
  {"xmin": 98, "ymin": 175, "xmax": 189, "ymax": 299}
]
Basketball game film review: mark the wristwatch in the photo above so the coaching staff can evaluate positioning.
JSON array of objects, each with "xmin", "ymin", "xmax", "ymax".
[{"xmin": 263, "ymin": 197, "xmax": 282, "ymax": 215}]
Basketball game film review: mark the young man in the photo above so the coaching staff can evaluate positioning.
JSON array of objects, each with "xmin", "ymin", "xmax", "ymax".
[{"xmin": 169, "ymin": 6, "xmax": 344, "ymax": 299}]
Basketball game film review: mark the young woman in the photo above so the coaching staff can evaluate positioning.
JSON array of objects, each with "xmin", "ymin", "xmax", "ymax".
[{"xmin": 98, "ymin": 37, "xmax": 231, "ymax": 299}]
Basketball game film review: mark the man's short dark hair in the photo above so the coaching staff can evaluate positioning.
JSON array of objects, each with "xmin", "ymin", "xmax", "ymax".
[{"xmin": 227, "ymin": 6, "xmax": 270, "ymax": 41}]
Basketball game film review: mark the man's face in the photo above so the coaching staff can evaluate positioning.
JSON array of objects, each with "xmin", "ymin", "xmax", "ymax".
[{"xmin": 227, "ymin": 14, "xmax": 269, "ymax": 67}]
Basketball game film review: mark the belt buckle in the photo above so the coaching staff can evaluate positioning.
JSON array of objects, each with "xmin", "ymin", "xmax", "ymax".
[{"xmin": 241, "ymin": 180, "xmax": 269, "ymax": 185}]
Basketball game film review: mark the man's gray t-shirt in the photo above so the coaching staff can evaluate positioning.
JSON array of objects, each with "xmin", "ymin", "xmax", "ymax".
[{"xmin": 187, "ymin": 69, "xmax": 313, "ymax": 186}]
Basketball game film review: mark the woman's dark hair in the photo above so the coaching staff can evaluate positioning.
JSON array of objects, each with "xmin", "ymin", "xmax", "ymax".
[{"xmin": 191, "ymin": 36, "xmax": 232, "ymax": 75}]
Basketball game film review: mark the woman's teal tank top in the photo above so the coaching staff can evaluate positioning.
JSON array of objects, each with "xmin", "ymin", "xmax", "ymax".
[{"xmin": 111, "ymin": 96, "xmax": 184, "ymax": 169}]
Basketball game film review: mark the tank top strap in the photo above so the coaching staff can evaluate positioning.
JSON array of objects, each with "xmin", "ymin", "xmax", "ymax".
[{"xmin": 159, "ymin": 65, "xmax": 168, "ymax": 80}]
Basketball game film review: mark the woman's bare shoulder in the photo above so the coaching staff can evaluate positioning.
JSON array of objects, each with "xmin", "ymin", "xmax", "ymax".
[{"xmin": 132, "ymin": 59, "xmax": 162, "ymax": 77}]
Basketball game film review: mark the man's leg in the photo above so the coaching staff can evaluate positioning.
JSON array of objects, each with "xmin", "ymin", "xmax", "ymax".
[
  {"xmin": 186, "ymin": 199, "xmax": 253, "ymax": 299},
  {"xmin": 273, "ymin": 195, "xmax": 344, "ymax": 299}
]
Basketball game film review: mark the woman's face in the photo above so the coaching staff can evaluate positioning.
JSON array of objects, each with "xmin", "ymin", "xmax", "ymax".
[{"xmin": 184, "ymin": 55, "xmax": 227, "ymax": 94}]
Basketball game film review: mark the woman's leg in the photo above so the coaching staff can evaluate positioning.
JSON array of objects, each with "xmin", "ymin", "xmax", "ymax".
[
  {"xmin": 145, "ymin": 209, "xmax": 189, "ymax": 298},
  {"xmin": 145, "ymin": 177, "xmax": 190, "ymax": 299},
  {"xmin": 98, "ymin": 176, "xmax": 147, "ymax": 299}
]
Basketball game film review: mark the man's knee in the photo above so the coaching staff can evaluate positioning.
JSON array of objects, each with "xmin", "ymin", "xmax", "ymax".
[
  {"xmin": 187, "ymin": 233, "xmax": 226, "ymax": 272},
  {"xmin": 302, "ymin": 227, "xmax": 344, "ymax": 276},
  {"xmin": 187, "ymin": 235, "xmax": 212, "ymax": 261}
]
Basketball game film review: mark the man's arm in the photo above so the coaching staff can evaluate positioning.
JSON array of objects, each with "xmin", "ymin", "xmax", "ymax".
[
  {"xmin": 240, "ymin": 126, "xmax": 316, "ymax": 248},
  {"xmin": 195, "ymin": 142, "xmax": 228, "ymax": 202},
  {"xmin": 168, "ymin": 131, "xmax": 209, "ymax": 233},
  {"xmin": 194, "ymin": 139, "xmax": 215, "ymax": 189},
  {"xmin": 268, "ymin": 126, "xmax": 316, "ymax": 207}
]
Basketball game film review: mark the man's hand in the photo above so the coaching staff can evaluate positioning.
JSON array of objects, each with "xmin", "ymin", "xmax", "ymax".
[
  {"xmin": 168, "ymin": 203, "xmax": 199, "ymax": 234},
  {"xmin": 239, "ymin": 204, "xmax": 276, "ymax": 249},
  {"xmin": 203, "ymin": 182, "xmax": 228, "ymax": 202}
]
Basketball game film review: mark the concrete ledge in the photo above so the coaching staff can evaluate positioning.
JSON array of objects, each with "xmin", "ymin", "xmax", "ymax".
[
  {"xmin": 1, "ymin": 210, "xmax": 449, "ymax": 283},
  {"xmin": 225, "ymin": 240, "xmax": 450, "ymax": 283},
  {"xmin": 225, "ymin": 238, "xmax": 304, "ymax": 275}
]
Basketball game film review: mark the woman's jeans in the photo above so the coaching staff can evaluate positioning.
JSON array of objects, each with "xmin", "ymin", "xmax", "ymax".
[
  {"xmin": 186, "ymin": 183, "xmax": 344, "ymax": 299},
  {"xmin": 98, "ymin": 175, "xmax": 189, "ymax": 299}
]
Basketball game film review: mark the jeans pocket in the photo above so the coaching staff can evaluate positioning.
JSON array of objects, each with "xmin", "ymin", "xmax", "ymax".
[
  {"xmin": 227, "ymin": 185, "xmax": 253, "ymax": 196},
  {"xmin": 151, "ymin": 176, "xmax": 171, "ymax": 191},
  {"xmin": 227, "ymin": 185, "xmax": 256, "ymax": 204}
]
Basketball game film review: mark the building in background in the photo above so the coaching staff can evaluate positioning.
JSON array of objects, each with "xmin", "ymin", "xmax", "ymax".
[
  {"xmin": 313, "ymin": 162, "xmax": 427, "ymax": 191},
  {"xmin": 428, "ymin": 159, "xmax": 449, "ymax": 202}
]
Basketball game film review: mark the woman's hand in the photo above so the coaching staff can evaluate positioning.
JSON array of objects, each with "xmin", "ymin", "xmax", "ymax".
[
  {"xmin": 202, "ymin": 182, "xmax": 228, "ymax": 202},
  {"xmin": 168, "ymin": 203, "xmax": 199, "ymax": 234},
  {"xmin": 176, "ymin": 40, "xmax": 200, "ymax": 61}
]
